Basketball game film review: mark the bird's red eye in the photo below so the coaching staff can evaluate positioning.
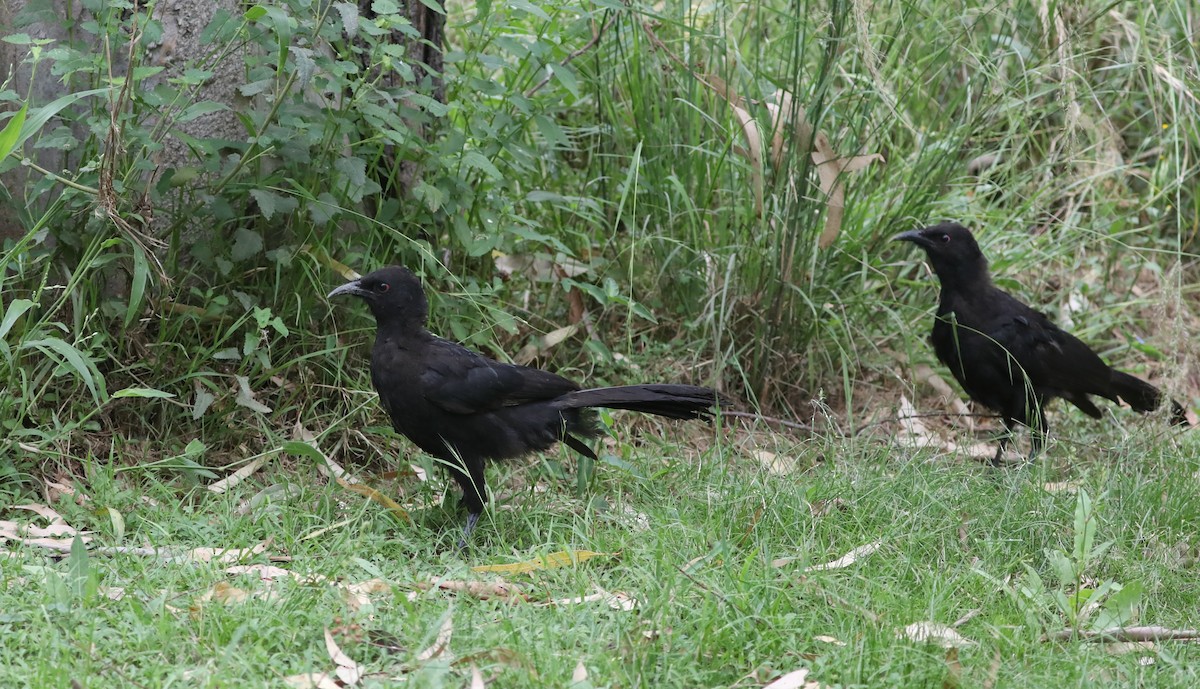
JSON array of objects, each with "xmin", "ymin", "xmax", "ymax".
[
  {"xmin": 376, "ymin": 283, "xmax": 390, "ymax": 293},
  {"xmin": 939, "ymin": 234, "xmax": 951, "ymax": 243}
]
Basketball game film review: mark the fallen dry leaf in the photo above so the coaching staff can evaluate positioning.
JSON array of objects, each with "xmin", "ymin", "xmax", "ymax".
[
  {"xmin": 804, "ymin": 541, "xmax": 882, "ymax": 572},
  {"xmin": 188, "ymin": 539, "xmax": 272, "ymax": 564},
  {"xmin": 572, "ymin": 659, "xmax": 588, "ymax": 683},
  {"xmin": 338, "ymin": 478, "xmax": 411, "ymax": 522},
  {"xmin": 898, "ymin": 621, "xmax": 976, "ymax": 648},
  {"xmin": 471, "ymin": 550, "xmax": 616, "ymax": 574},
  {"xmin": 342, "ymin": 578, "xmax": 392, "ymax": 611},
  {"xmin": 469, "ymin": 665, "xmax": 486, "ymax": 689},
  {"xmin": 764, "ymin": 668, "xmax": 815, "ymax": 689},
  {"xmin": 417, "ymin": 614, "xmax": 453, "ymax": 661},
  {"xmin": 325, "ymin": 627, "xmax": 364, "ymax": 685},
  {"xmin": 197, "ymin": 581, "xmax": 253, "ymax": 605},
  {"xmin": 282, "ymin": 672, "xmax": 341, "ymax": 689},
  {"xmin": 418, "ymin": 579, "xmax": 526, "ymax": 601},
  {"xmin": 208, "ymin": 454, "xmax": 271, "ymax": 494},
  {"xmin": 1043, "ymin": 481, "xmax": 1080, "ymax": 494},
  {"xmin": 10, "ymin": 504, "xmax": 67, "ymax": 523},
  {"xmin": 751, "ymin": 449, "xmax": 800, "ymax": 476},
  {"xmin": 813, "ymin": 634, "xmax": 846, "ymax": 646},
  {"xmin": 550, "ymin": 586, "xmax": 639, "ymax": 611}
]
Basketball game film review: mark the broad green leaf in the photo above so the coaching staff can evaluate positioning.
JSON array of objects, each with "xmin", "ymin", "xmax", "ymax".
[
  {"xmin": 0, "ymin": 102, "xmax": 28, "ymax": 159},
  {"xmin": 6, "ymin": 88, "xmax": 110, "ymax": 155},
  {"xmin": 282, "ymin": 440, "xmax": 325, "ymax": 461},
  {"xmin": 176, "ymin": 100, "xmax": 228, "ymax": 123},
  {"xmin": 124, "ymin": 245, "xmax": 149, "ymax": 328},
  {"xmin": 0, "ymin": 298, "xmax": 35, "ymax": 341}
]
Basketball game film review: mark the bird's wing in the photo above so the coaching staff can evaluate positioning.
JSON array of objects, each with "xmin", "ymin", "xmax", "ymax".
[
  {"xmin": 419, "ymin": 338, "xmax": 579, "ymax": 414},
  {"xmin": 990, "ymin": 309, "xmax": 1110, "ymax": 387}
]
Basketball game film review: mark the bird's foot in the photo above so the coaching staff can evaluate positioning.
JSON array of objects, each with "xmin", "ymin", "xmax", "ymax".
[{"xmin": 457, "ymin": 512, "xmax": 481, "ymax": 552}]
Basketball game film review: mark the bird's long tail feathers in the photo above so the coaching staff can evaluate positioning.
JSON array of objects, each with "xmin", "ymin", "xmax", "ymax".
[
  {"xmin": 1110, "ymin": 371, "xmax": 1189, "ymax": 426},
  {"xmin": 557, "ymin": 384, "xmax": 725, "ymax": 421}
]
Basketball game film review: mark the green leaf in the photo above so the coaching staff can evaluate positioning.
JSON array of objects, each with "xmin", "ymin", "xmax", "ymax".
[
  {"xmin": 192, "ymin": 387, "xmax": 215, "ymax": 420},
  {"xmin": 0, "ymin": 102, "xmax": 28, "ymax": 159},
  {"xmin": 0, "ymin": 298, "xmax": 35, "ymax": 341},
  {"xmin": 113, "ymin": 387, "xmax": 176, "ymax": 399},
  {"xmin": 243, "ymin": 5, "xmax": 268, "ymax": 20},
  {"xmin": 462, "ymin": 150, "xmax": 501, "ymax": 180},
  {"xmin": 176, "ymin": 100, "xmax": 228, "ymax": 123},
  {"xmin": 124, "ymin": 245, "xmax": 149, "ymax": 328},
  {"xmin": 231, "ymin": 228, "xmax": 264, "ymax": 262},
  {"xmin": 282, "ymin": 440, "xmax": 326, "ymax": 462},
  {"xmin": 552, "ymin": 64, "xmax": 580, "ymax": 98},
  {"xmin": 21, "ymin": 337, "xmax": 107, "ymax": 404},
  {"xmin": 334, "ymin": 2, "xmax": 359, "ymax": 37},
  {"xmin": 5, "ymin": 88, "xmax": 110, "ymax": 157}
]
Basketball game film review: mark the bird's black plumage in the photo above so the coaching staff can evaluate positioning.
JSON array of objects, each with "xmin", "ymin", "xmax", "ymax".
[
  {"xmin": 329, "ymin": 266, "xmax": 725, "ymax": 544},
  {"xmin": 894, "ymin": 222, "xmax": 1187, "ymax": 463}
]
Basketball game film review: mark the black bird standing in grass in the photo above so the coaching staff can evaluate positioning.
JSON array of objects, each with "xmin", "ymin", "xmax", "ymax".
[
  {"xmin": 894, "ymin": 222, "xmax": 1187, "ymax": 464},
  {"xmin": 329, "ymin": 266, "xmax": 725, "ymax": 546}
]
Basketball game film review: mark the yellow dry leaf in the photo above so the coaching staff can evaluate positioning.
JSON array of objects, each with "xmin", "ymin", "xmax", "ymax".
[
  {"xmin": 338, "ymin": 478, "xmax": 411, "ymax": 522},
  {"xmin": 302, "ymin": 245, "xmax": 360, "ymax": 281},
  {"xmin": 805, "ymin": 541, "xmax": 882, "ymax": 572},
  {"xmin": 471, "ymin": 550, "xmax": 617, "ymax": 574}
]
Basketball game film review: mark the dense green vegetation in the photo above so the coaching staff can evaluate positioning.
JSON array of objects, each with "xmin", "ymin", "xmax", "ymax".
[{"xmin": 1, "ymin": 0, "xmax": 1197, "ymax": 686}]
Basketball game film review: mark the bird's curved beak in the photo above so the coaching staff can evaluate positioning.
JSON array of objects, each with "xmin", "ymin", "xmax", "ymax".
[
  {"xmin": 891, "ymin": 229, "xmax": 928, "ymax": 246},
  {"xmin": 328, "ymin": 279, "xmax": 367, "ymax": 300}
]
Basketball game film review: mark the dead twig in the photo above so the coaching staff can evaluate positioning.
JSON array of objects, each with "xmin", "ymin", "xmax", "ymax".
[
  {"xmin": 1044, "ymin": 626, "xmax": 1200, "ymax": 643},
  {"xmin": 525, "ymin": 12, "xmax": 619, "ymax": 98}
]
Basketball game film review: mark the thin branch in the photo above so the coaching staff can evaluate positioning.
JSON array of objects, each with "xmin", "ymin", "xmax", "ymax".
[
  {"xmin": 525, "ymin": 12, "xmax": 619, "ymax": 98},
  {"xmin": 723, "ymin": 410, "xmax": 816, "ymax": 433},
  {"xmin": 1043, "ymin": 626, "xmax": 1200, "ymax": 643}
]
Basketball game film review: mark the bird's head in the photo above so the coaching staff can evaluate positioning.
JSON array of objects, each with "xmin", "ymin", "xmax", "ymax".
[
  {"xmin": 328, "ymin": 265, "xmax": 428, "ymax": 328},
  {"xmin": 892, "ymin": 222, "xmax": 988, "ymax": 285}
]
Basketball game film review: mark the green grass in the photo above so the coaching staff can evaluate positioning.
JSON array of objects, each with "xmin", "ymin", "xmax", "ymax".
[
  {"xmin": 2, "ymin": 0, "xmax": 1200, "ymax": 685},
  {"xmin": 3, "ymin": 421, "xmax": 1199, "ymax": 687}
]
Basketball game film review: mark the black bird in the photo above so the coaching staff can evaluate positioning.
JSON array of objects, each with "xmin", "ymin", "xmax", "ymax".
[
  {"xmin": 329, "ymin": 266, "xmax": 725, "ymax": 545},
  {"xmin": 894, "ymin": 222, "xmax": 1187, "ymax": 463}
]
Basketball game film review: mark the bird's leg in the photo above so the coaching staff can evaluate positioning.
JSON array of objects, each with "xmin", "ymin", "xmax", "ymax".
[
  {"xmin": 457, "ymin": 511, "xmax": 481, "ymax": 551},
  {"xmin": 1027, "ymin": 409, "xmax": 1048, "ymax": 463},
  {"xmin": 992, "ymin": 418, "xmax": 1016, "ymax": 466}
]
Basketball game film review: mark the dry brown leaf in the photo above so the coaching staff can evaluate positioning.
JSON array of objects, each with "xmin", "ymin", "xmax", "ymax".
[
  {"xmin": 943, "ymin": 647, "xmax": 962, "ymax": 689},
  {"xmin": 11, "ymin": 504, "xmax": 67, "ymax": 523},
  {"xmin": 899, "ymin": 621, "xmax": 976, "ymax": 647},
  {"xmin": 188, "ymin": 539, "xmax": 271, "ymax": 564},
  {"xmin": 765, "ymin": 88, "xmax": 814, "ymax": 170},
  {"xmin": 1043, "ymin": 481, "xmax": 1080, "ymax": 494},
  {"xmin": 100, "ymin": 586, "xmax": 126, "ymax": 601},
  {"xmin": 197, "ymin": 581, "xmax": 253, "ymax": 605},
  {"xmin": 809, "ymin": 498, "xmax": 848, "ymax": 517},
  {"xmin": 342, "ymin": 578, "xmax": 392, "ymax": 611},
  {"xmin": 810, "ymin": 132, "xmax": 884, "ymax": 248},
  {"xmin": 515, "ymin": 324, "xmax": 580, "ymax": 365},
  {"xmin": 1105, "ymin": 641, "xmax": 1155, "ymax": 656},
  {"xmin": 750, "ymin": 449, "xmax": 800, "ymax": 476},
  {"xmin": 208, "ymin": 455, "xmax": 271, "ymax": 494},
  {"xmin": 417, "ymin": 614, "xmax": 454, "ymax": 661},
  {"xmin": 813, "ymin": 634, "xmax": 846, "ymax": 646},
  {"xmin": 471, "ymin": 550, "xmax": 616, "ymax": 574},
  {"xmin": 45, "ymin": 479, "xmax": 90, "ymax": 505},
  {"xmin": 572, "ymin": 660, "xmax": 588, "ymax": 683},
  {"xmin": 419, "ymin": 579, "xmax": 526, "ymax": 601},
  {"xmin": 0, "ymin": 520, "xmax": 81, "ymax": 539},
  {"xmin": 469, "ymin": 665, "xmax": 486, "ymax": 689},
  {"xmin": 282, "ymin": 672, "xmax": 342, "ymax": 689},
  {"xmin": 764, "ymin": 668, "xmax": 813, "ymax": 689},
  {"xmin": 550, "ymin": 586, "xmax": 639, "ymax": 611},
  {"xmin": 804, "ymin": 541, "xmax": 882, "ymax": 572},
  {"xmin": 324, "ymin": 627, "xmax": 364, "ymax": 685}
]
